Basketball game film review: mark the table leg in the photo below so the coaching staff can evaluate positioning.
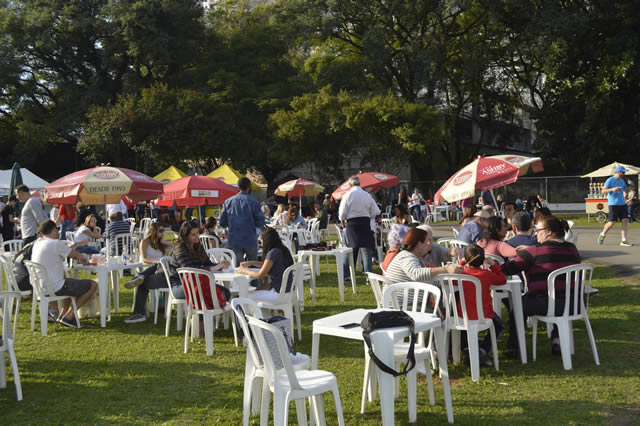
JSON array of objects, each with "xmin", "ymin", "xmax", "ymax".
[
  {"xmin": 434, "ymin": 326, "xmax": 454, "ymax": 423},
  {"xmin": 407, "ymin": 363, "xmax": 417, "ymax": 422},
  {"xmin": 370, "ymin": 331, "xmax": 395, "ymax": 426},
  {"xmin": 510, "ymin": 283, "xmax": 527, "ymax": 364},
  {"xmin": 98, "ymin": 268, "xmax": 108, "ymax": 328},
  {"xmin": 335, "ymin": 253, "xmax": 345, "ymax": 302},
  {"xmin": 311, "ymin": 331, "xmax": 320, "ymax": 369},
  {"xmin": 348, "ymin": 251, "xmax": 357, "ymax": 294}
]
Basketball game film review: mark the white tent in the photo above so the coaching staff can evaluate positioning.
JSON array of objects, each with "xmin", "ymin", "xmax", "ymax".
[{"xmin": 0, "ymin": 168, "xmax": 50, "ymax": 196}]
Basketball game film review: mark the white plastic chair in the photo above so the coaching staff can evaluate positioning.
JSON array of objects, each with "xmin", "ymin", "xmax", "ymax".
[
  {"xmin": 364, "ymin": 272, "xmax": 387, "ymax": 309},
  {"xmin": 359, "ymin": 282, "xmax": 440, "ymax": 414},
  {"xmin": 451, "ymin": 227, "xmax": 459, "ymax": 238},
  {"xmin": 381, "ymin": 218, "xmax": 394, "ymax": 230},
  {"xmin": 246, "ymin": 316, "xmax": 345, "ymax": 426},
  {"xmin": 0, "ymin": 291, "xmax": 22, "ymax": 401},
  {"xmin": 0, "ymin": 257, "xmax": 30, "ymax": 338},
  {"xmin": 254, "ymin": 262, "xmax": 304, "ymax": 341},
  {"xmin": 65, "ymin": 231, "xmax": 76, "ymax": 243},
  {"xmin": 1, "ymin": 240, "xmax": 23, "ymax": 256},
  {"xmin": 178, "ymin": 267, "xmax": 234, "ymax": 355},
  {"xmin": 23, "ymin": 260, "xmax": 81, "ymax": 336},
  {"xmin": 205, "ymin": 248, "xmax": 236, "ymax": 267},
  {"xmin": 199, "ymin": 234, "xmax": 218, "ymax": 251},
  {"xmin": 564, "ymin": 220, "xmax": 578, "ymax": 245},
  {"xmin": 435, "ymin": 273, "xmax": 499, "ymax": 382},
  {"xmin": 231, "ymin": 298, "xmax": 311, "ymax": 426},
  {"xmin": 287, "ymin": 246, "xmax": 315, "ymax": 310},
  {"xmin": 531, "ymin": 264, "xmax": 599, "ymax": 370},
  {"xmin": 158, "ymin": 257, "xmax": 187, "ymax": 336},
  {"xmin": 138, "ymin": 218, "xmax": 153, "ymax": 236},
  {"xmin": 109, "ymin": 233, "xmax": 140, "ymax": 311}
]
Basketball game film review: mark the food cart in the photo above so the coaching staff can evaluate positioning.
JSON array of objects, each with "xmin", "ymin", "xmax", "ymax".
[{"xmin": 581, "ymin": 162, "xmax": 640, "ymax": 223}]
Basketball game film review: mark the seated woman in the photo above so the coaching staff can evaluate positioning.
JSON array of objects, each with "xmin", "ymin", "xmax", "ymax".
[
  {"xmin": 235, "ymin": 226, "xmax": 294, "ymax": 303},
  {"xmin": 393, "ymin": 204, "xmax": 413, "ymax": 225},
  {"xmin": 381, "ymin": 223, "xmax": 410, "ymax": 273},
  {"xmin": 202, "ymin": 217, "xmax": 223, "ymax": 247},
  {"xmin": 417, "ymin": 225, "xmax": 457, "ymax": 266},
  {"xmin": 123, "ymin": 222, "xmax": 174, "ymax": 323},
  {"xmin": 73, "ymin": 214, "xmax": 102, "ymax": 254},
  {"xmin": 272, "ymin": 203, "xmax": 288, "ymax": 226},
  {"xmin": 167, "ymin": 222, "xmax": 231, "ymax": 311},
  {"xmin": 385, "ymin": 228, "xmax": 462, "ymax": 286},
  {"xmin": 476, "ymin": 216, "xmax": 521, "ymax": 259},
  {"xmin": 285, "ymin": 205, "xmax": 306, "ymax": 228},
  {"xmin": 502, "ymin": 215, "xmax": 580, "ymax": 356}
]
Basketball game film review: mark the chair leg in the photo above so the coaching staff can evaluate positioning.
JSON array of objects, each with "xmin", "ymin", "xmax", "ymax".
[
  {"xmin": 70, "ymin": 297, "xmax": 80, "ymax": 328},
  {"xmin": 165, "ymin": 303, "xmax": 173, "ymax": 337},
  {"xmin": 30, "ymin": 296, "xmax": 37, "ymax": 332},
  {"xmin": 467, "ymin": 326, "xmax": 480, "ymax": 382},
  {"xmin": 0, "ymin": 351, "xmax": 6, "ymax": 389},
  {"xmin": 294, "ymin": 302, "xmax": 302, "ymax": 341},
  {"xmin": 532, "ymin": 318, "xmax": 538, "ymax": 362},
  {"xmin": 294, "ymin": 398, "xmax": 308, "ymax": 426},
  {"xmin": 154, "ymin": 290, "xmax": 160, "ymax": 325},
  {"xmin": 39, "ymin": 299, "xmax": 48, "ymax": 337},
  {"xmin": 568, "ymin": 320, "xmax": 575, "ymax": 355},
  {"xmin": 583, "ymin": 316, "xmax": 600, "ymax": 366},
  {"xmin": 312, "ymin": 394, "xmax": 326, "ymax": 426},
  {"xmin": 12, "ymin": 299, "xmax": 20, "ymax": 339},
  {"xmin": 260, "ymin": 379, "xmax": 270, "ymax": 426},
  {"xmin": 361, "ymin": 351, "xmax": 370, "ymax": 413},
  {"xmin": 489, "ymin": 324, "xmax": 499, "ymax": 371},
  {"xmin": 273, "ymin": 389, "xmax": 291, "ymax": 426},
  {"xmin": 424, "ymin": 360, "xmax": 435, "ymax": 405},
  {"xmin": 243, "ymin": 362, "xmax": 255, "ymax": 426},
  {"xmin": 451, "ymin": 330, "xmax": 461, "ymax": 364},
  {"xmin": 203, "ymin": 314, "xmax": 214, "ymax": 356},
  {"xmin": 7, "ymin": 340, "xmax": 22, "ymax": 401},
  {"xmin": 184, "ymin": 312, "xmax": 191, "ymax": 354},
  {"xmin": 231, "ymin": 310, "xmax": 239, "ymax": 347},
  {"xmin": 176, "ymin": 304, "xmax": 184, "ymax": 331},
  {"xmin": 556, "ymin": 321, "xmax": 573, "ymax": 370},
  {"xmin": 331, "ymin": 384, "xmax": 346, "ymax": 426}
]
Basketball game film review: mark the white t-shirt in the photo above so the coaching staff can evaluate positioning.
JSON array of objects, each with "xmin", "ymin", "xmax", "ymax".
[
  {"xmin": 409, "ymin": 192, "xmax": 422, "ymax": 208},
  {"xmin": 31, "ymin": 237, "xmax": 71, "ymax": 293},
  {"xmin": 74, "ymin": 225, "xmax": 91, "ymax": 242},
  {"xmin": 338, "ymin": 186, "xmax": 380, "ymax": 221}
]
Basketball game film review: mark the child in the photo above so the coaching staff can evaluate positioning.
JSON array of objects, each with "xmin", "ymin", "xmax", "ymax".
[{"xmin": 458, "ymin": 243, "xmax": 506, "ymax": 366}]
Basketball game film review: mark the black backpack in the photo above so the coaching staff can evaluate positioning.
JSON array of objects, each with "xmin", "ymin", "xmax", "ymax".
[{"xmin": 361, "ymin": 310, "xmax": 417, "ymax": 377}]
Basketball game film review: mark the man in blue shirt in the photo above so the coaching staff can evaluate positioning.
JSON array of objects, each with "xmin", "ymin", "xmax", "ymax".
[
  {"xmin": 598, "ymin": 165, "xmax": 631, "ymax": 246},
  {"xmin": 219, "ymin": 177, "xmax": 265, "ymax": 265},
  {"xmin": 506, "ymin": 211, "xmax": 537, "ymax": 247}
]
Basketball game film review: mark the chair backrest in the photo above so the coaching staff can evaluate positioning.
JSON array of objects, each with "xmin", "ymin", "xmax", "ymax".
[
  {"xmin": 0, "ymin": 291, "xmax": 20, "ymax": 343},
  {"xmin": 177, "ymin": 267, "xmax": 224, "ymax": 311},
  {"xmin": 273, "ymin": 262, "xmax": 303, "ymax": 304},
  {"xmin": 126, "ymin": 217, "xmax": 136, "ymax": 225},
  {"xmin": 1, "ymin": 240, "xmax": 23, "ymax": 255},
  {"xmin": 451, "ymin": 227, "xmax": 459, "ymax": 238},
  {"xmin": 246, "ymin": 316, "xmax": 303, "ymax": 391},
  {"xmin": 381, "ymin": 218, "xmax": 393, "ymax": 230},
  {"xmin": 231, "ymin": 298, "xmax": 264, "ymax": 369},
  {"xmin": 484, "ymin": 253, "xmax": 505, "ymax": 266},
  {"xmin": 364, "ymin": 272, "xmax": 387, "ymax": 308},
  {"xmin": 436, "ymin": 238, "xmax": 453, "ymax": 248},
  {"xmin": 110, "ymin": 233, "xmax": 140, "ymax": 258},
  {"xmin": 382, "ymin": 281, "xmax": 441, "ymax": 314},
  {"xmin": 337, "ymin": 227, "xmax": 348, "ymax": 247},
  {"xmin": 309, "ymin": 220, "xmax": 321, "ymax": 243},
  {"xmin": 0, "ymin": 256, "xmax": 21, "ymax": 294},
  {"xmin": 158, "ymin": 256, "xmax": 181, "ymax": 299},
  {"xmin": 546, "ymin": 263, "xmax": 593, "ymax": 319},
  {"xmin": 205, "ymin": 248, "xmax": 236, "ymax": 266},
  {"xmin": 139, "ymin": 218, "xmax": 152, "ymax": 235},
  {"xmin": 434, "ymin": 273, "xmax": 487, "ymax": 328},
  {"xmin": 65, "ymin": 231, "xmax": 75, "ymax": 242},
  {"xmin": 23, "ymin": 260, "xmax": 57, "ymax": 298},
  {"xmin": 199, "ymin": 234, "xmax": 218, "ymax": 251},
  {"xmin": 449, "ymin": 239, "xmax": 469, "ymax": 249},
  {"xmin": 306, "ymin": 217, "xmax": 318, "ymax": 231},
  {"xmin": 129, "ymin": 222, "xmax": 137, "ymax": 233}
]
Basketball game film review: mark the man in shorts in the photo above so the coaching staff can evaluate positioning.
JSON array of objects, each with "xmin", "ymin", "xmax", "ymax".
[
  {"xmin": 31, "ymin": 220, "xmax": 98, "ymax": 328},
  {"xmin": 598, "ymin": 165, "xmax": 632, "ymax": 246}
]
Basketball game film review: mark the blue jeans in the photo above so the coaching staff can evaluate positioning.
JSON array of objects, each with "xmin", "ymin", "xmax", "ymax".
[
  {"xmin": 231, "ymin": 246, "xmax": 258, "ymax": 267},
  {"xmin": 344, "ymin": 247, "xmax": 374, "ymax": 278},
  {"xmin": 627, "ymin": 204, "xmax": 634, "ymax": 223},
  {"xmin": 76, "ymin": 245, "xmax": 100, "ymax": 254},
  {"xmin": 59, "ymin": 220, "xmax": 75, "ymax": 240}
]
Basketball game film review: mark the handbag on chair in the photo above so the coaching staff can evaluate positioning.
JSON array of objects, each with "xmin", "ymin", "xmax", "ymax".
[{"xmin": 361, "ymin": 310, "xmax": 417, "ymax": 377}]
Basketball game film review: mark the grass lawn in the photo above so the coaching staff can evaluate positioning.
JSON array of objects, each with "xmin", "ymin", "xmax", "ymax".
[{"xmin": 1, "ymin": 260, "xmax": 639, "ymax": 424}]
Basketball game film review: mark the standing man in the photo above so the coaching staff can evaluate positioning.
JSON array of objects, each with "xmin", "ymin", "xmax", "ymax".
[
  {"xmin": 338, "ymin": 175, "xmax": 380, "ymax": 273},
  {"xmin": 219, "ymin": 177, "xmax": 265, "ymax": 266},
  {"xmin": 31, "ymin": 220, "xmax": 97, "ymax": 328},
  {"xmin": 15, "ymin": 184, "xmax": 48, "ymax": 245},
  {"xmin": 625, "ymin": 180, "xmax": 636, "ymax": 223},
  {"xmin": 2, "ymin": 195, "xmax": 19, "ymax": 242},
  {"xmin": 598, "ymin": 165, "xmax": 632, "ymax": 246}
]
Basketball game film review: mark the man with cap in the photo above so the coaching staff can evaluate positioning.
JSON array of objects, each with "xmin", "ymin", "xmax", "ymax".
[{"xmin": 598, "ymin": 165, "xmax": 631, "ymax": 246}]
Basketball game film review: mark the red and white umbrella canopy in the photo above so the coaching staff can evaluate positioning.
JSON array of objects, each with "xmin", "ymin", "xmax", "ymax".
[
  {"xmin": 275, "ymin": 179, "xmax": 324, "ymax": 198},
  {"xmin": 156, "ymin": 175, "xmax": 239, "ymax": 207},
  {"xmin": 487, "ymin": 155, "xmax": 544, "ymax": 176},
  {"xmin": 332, "ymin": 172, "xmax": 399, "ymax": 200},
  {"xmin": 434, "ymin": 157, "xmax": 521, "ymax": 204},
  {"xmin": 45, "ymin": 166, "xmax": 163, "ymax": 205}
]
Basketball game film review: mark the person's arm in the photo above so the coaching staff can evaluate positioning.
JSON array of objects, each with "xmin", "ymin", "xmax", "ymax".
[
  {"xmin": 236, "ymin": 258, "xmax": 274, "ymax": 280},
  {"xmin": 496, "ymin": 241, "xmax": 518, "ymax": 258},
  {"xmin": 240, "ymin": 260, "xmax": 263, "ymax": 268},
  {"xmin": 370, "ymin": 198, "xmax": 381, "ymax": 218},
  {"xmin": 602, "ymin": 177, "xmax": 622, "ymax": 194},
  {"xmin": 296, "ymin": 216, "xmax": 306, "ymax": 227},
  {"xmin": 219, "ymin": 203, "xmax": 228, "ymax": 228},
  {"xmin": 429, "ymin": 263, "xmax": 463, "ymax": 279},
  {"xmin": 338, "ymin": 194, "xmax": 348, "ymax": 222},
  {"xmin": 502, "ymin": 247, "xmax": 534, "ymax": 276},
  {"xmin": 55, "ymin": 207, "xmax": 63, "ymax": 225},
  {"xmin": 83, "ymin": 228, "xmax": 102, "ymax": 239}
]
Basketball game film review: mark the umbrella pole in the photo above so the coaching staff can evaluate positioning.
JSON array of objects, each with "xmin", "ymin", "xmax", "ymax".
[
  {"xmin": 490, "ymin": 189, "xmax": 502, "ymax": 217},
  {"xmin": 299, "ymin": 194, "xmax": 302, "ymax": 216}
]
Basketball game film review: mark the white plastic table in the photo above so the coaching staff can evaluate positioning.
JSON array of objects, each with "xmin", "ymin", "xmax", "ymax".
[
  {"xmin": 297, "ymin": 247, "xmax": 356, "ymax": 302},
  {"xmin": 214, "ymin": 272, "xmax": 253, "ymax": 298},
  {"xmin": 491, "ymin": 276, "xmax": 527, "ymax": 364},
  {"xmin": 312, "ymin": 308, "xmax": 454, "ymax": 425},
  {"xmin": 73, "ymin": 261, "xmax": 144, "ymax": 328}
]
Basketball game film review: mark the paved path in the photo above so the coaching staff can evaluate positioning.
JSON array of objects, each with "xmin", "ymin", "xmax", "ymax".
[{"xmin": 431, "ymin": 224, "xmax": 640, "ymax": 280}]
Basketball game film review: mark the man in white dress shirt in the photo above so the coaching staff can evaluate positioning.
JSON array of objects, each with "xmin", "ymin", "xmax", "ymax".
[{"xmin": 338, "ymin": 176, "xmax": 380, "ymax": 273}]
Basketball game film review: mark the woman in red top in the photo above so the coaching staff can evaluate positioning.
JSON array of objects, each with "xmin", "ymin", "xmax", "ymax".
[
  {"xmin": 55, "ymin": 204, "xmax": 77, "ymax": 241},
  {"xmin": 458, "ymin": 243, "xmax": 506, "ymax": 365}
]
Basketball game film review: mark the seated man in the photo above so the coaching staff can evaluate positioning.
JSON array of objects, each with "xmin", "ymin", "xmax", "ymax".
[
  {"xmin": 457, "ymin": 208, "xmax": 493, "ymax": 244},
  {"xmin": 507, "ymin": 211, "xmax": 537, "ymax": 247},
  {"xmin": 106, "ymin": 211, "xmax": 131, "ymax": 255},
  {"xmin": 31, "ymin": 220, "xmax": 97, "ymax": 328}
]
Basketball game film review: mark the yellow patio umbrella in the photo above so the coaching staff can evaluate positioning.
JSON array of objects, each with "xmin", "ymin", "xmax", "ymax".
[
  {"xmin": 153, "ymin": 165, "xmax": 188, "ymax": 185},
  {"xmin": 207, "ymin": 164, "xmax": 261, "ymax": 191}
]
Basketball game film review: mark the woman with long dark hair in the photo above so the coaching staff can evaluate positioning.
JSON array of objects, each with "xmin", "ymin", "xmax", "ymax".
[
  {"xmin": 477, "ymin": 216, "xmax": 520, "ymax": 259},
  {"xmin": 393, "ymin": 204, "xmax": 412, "ymax": 225},
  {"xmin": 235, "ymin": 226, "xmax": 294, "ymax": 303},
  {"xmin": 397, "ymin": 186, "xmax": 409, "ymax": 210}
]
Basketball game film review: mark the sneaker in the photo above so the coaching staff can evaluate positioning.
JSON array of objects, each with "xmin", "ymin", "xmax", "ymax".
[
  {"xmin": 620, "ymin": 240, "xmax": 632, "ymax": 247},
  {"xmin": 124, "ymin": 275, "xmax": 144, "ymax": 289},
  {"xmin": 124, "ymin": 313, "xmax": 146, "ymax": 324},
  {"xmin": 58, "ymin": 316, "xmax": 81, "ymax": 329},
  {"xmin": 597, "ymin": 233, "xmax": 606, "ymax": 245},
  {"xmin": 479, "ymin": 348, "xmax": 493, "ymax": 367},
  {"xmin": 48, "ymin": 309, "xmax": 60, "ymax": 323}
]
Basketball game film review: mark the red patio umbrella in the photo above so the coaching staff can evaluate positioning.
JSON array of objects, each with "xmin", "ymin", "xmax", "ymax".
[
  {"xmin": 45, "ymin": 166, "xmax": 163, "ymax": 205},
  {"xmin": 155, "ymin": 175, "xmax": 239, "ymax": 207},
  {"xmin": 331, "ymin": 172, "xmax": 399, "ymax": 200}
]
